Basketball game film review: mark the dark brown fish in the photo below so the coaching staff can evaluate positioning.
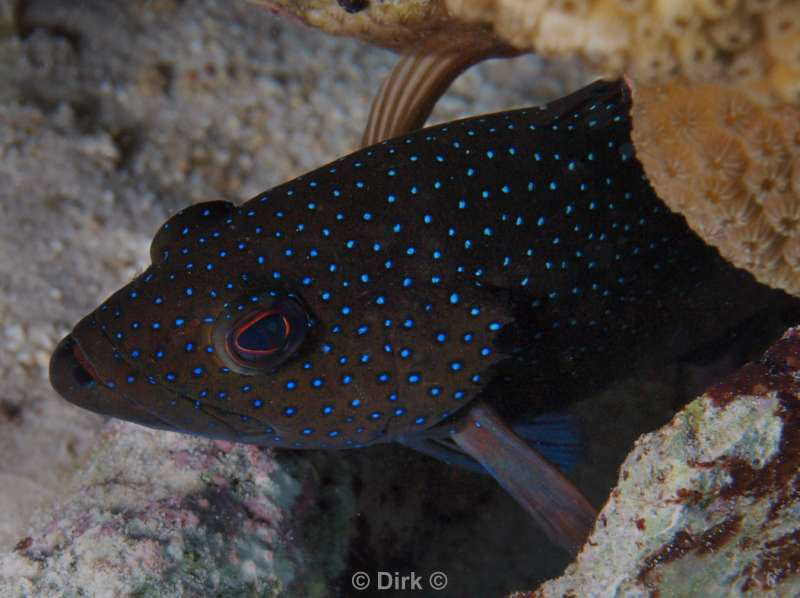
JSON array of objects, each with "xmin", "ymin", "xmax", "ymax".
[{"xmin": 50, "ymin": 79, "xmax": 795, "ymax": 553}]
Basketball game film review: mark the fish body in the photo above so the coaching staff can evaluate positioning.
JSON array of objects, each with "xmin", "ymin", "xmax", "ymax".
[{"xmin": 50, "ymin": 80, "xmax": 785, "ymax": 450}]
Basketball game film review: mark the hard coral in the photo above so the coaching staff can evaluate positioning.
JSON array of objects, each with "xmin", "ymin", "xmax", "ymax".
[
  {"xmin": 447, "ymin": 0, "xmax": 800, "ymax": 106},
  {"xmin": 631, "ymin": 80, "xmax": 800, "ymax": 296},
  {"xmin": 254, "ymin": 0, "xmax": 799, "ymax": 104}
]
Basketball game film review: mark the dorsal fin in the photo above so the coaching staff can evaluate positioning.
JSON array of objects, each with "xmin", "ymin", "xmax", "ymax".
[{"xmin": 361, "ymin": 35, "xmax": 520, "ymax": 146}]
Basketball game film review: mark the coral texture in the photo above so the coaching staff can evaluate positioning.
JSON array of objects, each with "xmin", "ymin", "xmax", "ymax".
[
  {"xmin": 255, "ymin": 0, "xmax": 800, "ymax": 106},
  {"xmin": 447, "ymin": 0, "xmax": 800, "ymax": 105},
  {"xmin": 514, "ymin": 325, "xmax": 800, "ymax": 596},
  {"xmin": 631, "ymin": 80, "xmax": 800, "ymax": 296}
]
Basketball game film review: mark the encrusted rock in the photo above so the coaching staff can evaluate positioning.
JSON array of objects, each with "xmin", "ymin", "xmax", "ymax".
[
  {"xmin": 514, "ymin": 326, "xmax": 800, "ymax": 596},
  {"xmin": 0, "ymin": 422, "xmax": 355, "ymax": 596}
]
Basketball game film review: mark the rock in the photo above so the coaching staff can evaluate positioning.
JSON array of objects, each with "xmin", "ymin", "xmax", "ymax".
[
  {"xmin": 520, "ymin": 326, "xmax": 800, "ymax": 596},
  {"xmin": 0, "ymin": 421, "xmax": 355, "ymax": 596}
]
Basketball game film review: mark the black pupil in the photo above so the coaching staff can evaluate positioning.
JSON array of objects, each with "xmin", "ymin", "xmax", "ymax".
[{"xmin": 237, "ymin": 314, "xmax": 286, "ymax": 352}]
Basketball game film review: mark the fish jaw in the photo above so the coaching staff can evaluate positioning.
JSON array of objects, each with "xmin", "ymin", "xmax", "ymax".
[
  {"xmin": 50, "ymin": 332, "xmax": 178, "ymax": 432},
  {"xmin": 50, "ymin": 308, "xmax": 293, "ymax": 445}
]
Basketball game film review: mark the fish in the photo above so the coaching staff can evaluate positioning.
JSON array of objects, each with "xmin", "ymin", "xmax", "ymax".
[{"xmin": 49, "ymin": 78, "xmax": 795, "ymax": 555}]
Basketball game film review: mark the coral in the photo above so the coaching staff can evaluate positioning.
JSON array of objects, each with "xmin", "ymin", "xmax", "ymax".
[
  {"xmin": 631, "ymin": 80, "xmax": 800, "ymax": 296},
  {"xmin": 255, "ymin": 0, "xmax": 800, "ymax": 106},
  {"xmin": 514, "ymin": 325, "xmax": 800, "ymax": 596},
  {"xmin": 447, "ymin": 0, "xmax": 800, "ymax": 106}
]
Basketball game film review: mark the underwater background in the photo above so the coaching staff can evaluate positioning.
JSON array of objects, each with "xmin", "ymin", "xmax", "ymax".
[{"xmin": 2, "ymin": 1, "xmax": 798, "ymax": 596}]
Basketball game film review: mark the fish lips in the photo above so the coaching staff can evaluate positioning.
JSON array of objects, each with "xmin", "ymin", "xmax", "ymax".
[{"xmin": 49, "ymin": 321, "xmax": 177, "ymax": 431}]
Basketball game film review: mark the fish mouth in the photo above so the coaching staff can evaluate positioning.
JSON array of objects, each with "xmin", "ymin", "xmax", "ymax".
[
  {"xmin": 49, "ymin": 332, "xmax": 177, "ymax": 431},
  {"xmin": 50, "ymin": 334, "xmax": 99, "ymax": 395},
  {"xmin": 50, "ymin": 326, "xmax": 271, "ymax": 442}
]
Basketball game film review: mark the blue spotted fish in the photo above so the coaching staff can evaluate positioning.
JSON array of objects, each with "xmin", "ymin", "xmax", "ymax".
[{"xmin": 49, "ymin": 79, "xmax": 792, "ymax": 554}]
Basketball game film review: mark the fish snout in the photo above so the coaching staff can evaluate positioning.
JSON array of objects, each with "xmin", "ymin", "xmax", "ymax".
[
  {"xmin": 49, "ymin": 332, "xmax": 177, "ymax": 431},
  {"xmin": 50, "ymin": 334, "xmax": 98, "ymax": 402}
]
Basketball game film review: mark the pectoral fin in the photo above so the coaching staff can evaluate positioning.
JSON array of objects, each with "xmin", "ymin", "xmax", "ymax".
[{"xmin": 450, "ymin": 401, "xmax": 597, "ymax": 556}]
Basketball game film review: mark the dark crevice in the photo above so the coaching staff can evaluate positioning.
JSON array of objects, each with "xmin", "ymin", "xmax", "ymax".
[
  {"xmin": 110, "ymin": 127, "xmax": 144, "ymax": 171},
  {"xmin": 0, "ymin": 399, "xmax": 22, "ymax": 423},
  {"xmin": 15, "ymin": 0, "xmax": 83, "ymax": 53},
  {"xmin": 70, "ymin": 95, "xmax": 101, "ymax": 134}
]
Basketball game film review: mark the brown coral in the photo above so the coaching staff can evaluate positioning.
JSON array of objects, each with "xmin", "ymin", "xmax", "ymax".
[
  {"xmin": 445, "ymin": 0, "xmax": 800, "ymax": 106},
  {"xmin": 631, "ymin": 80, "xmax": 800, "ymax": 295},
  {"xmin": 253, "ymin": 0, "xmax": 800, "ymax": 106}
]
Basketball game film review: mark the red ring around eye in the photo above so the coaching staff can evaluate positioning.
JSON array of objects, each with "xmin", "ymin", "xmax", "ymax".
[{"xmin": 232, "ymin": 311, "xmax": 291, "ymax": 358}]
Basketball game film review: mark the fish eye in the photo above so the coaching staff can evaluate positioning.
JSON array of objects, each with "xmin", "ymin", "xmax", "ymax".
[
  {"xmin": 214, "ymin": 294, "xmax": 310, "ymax": 374},
  {"xmin": 232, "ymin": 311, "xmax": 291, "ymax": 360}
]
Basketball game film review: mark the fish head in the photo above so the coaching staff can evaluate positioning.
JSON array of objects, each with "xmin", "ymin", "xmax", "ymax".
[{"xmin": 51, "ymin": 193, "xmax": 511, "ymax": 448}]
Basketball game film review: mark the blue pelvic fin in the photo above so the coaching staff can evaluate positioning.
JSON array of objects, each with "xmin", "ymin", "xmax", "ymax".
[
  {"xmin": 400, "ymin": 411, "xmax": 583, "ymax": 476},
  {"xmin": 512, "ymin": 412, "xmax": 583, "ymax": 473}
]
